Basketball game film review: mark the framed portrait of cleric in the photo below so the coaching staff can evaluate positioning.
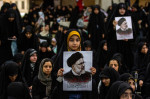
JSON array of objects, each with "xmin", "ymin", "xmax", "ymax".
[
  {"xmin": 63, "ymin": 51, "xmax": 92, "ymax": 91},
  {"xmin": 115, "ymin": 16, "xmax": 133, "ymax": 40}
]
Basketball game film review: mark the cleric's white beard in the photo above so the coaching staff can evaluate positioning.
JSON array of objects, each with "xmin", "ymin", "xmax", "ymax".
[
  {"xmin": 81, "ymin": 69, "xmax": 85, "ymax": 74},
  {"xmin": 121, "ymin": 26, "xmax": 128, "ymax": 31},
  {"xmin": 74, "ymin": 66, "xmax": 85, "ymax": 76}
]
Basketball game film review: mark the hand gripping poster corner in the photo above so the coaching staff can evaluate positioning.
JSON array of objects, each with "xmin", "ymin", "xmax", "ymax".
[
  {"xmin": 115, "ymin": 16, "xmax": 133, "ymax": 40},
  {"xmin": 63, "ymin": 51, "xmax": 92, "ymax": 91}
]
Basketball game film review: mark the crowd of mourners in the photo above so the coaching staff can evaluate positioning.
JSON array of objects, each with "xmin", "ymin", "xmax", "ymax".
[{"xmin": 1, "ymin": 1, "xmax": 150, "ymax": 99}]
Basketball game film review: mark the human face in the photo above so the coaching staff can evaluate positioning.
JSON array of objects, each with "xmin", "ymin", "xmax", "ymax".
[
  {"xmin": 103, "ymin": 43, "xmax": 107, "ymax": 51},
  {"xmin": 33, "ymin": 14, "xmax": 37, "ymax": 18},
  {"xmin": 41, "ymin": 27, "xmax": 44, "ymax": 32},
  {"xmin": 9, "ymin": 74, "xmax": 18, "ymax": 82},
  {"xmin": 30, "ymin": 53, "xmax": 37, "ymax": 63},
  {"xmin": 64, "ymin": 30, "xmax": 67, "ymax": 34},
  {"xmin": 109, "ymin": 60, "xmax": 119, "ymax": 72},
  {"xmin": 128, "ymin": 79, "xmax": 136, "ymax": 92},
  {"xmin": 45, "ymin": 16, "xmax": 48, "ymax": 20},
  {"xmin": 102, "ymin": 77, "xmax": 110, "ymax": 86},
  {"xmin": 141, "ymin": 45, "xmax": 148, "ymax": 54},
  {"xmin": 13, "ymin": 6, "xmax": 17, "ymax": 10},
  {"xmin": 29, "ymin": 9, "xmax": 33, "ymax": 12},
  {"xmin": 68, "ymin": 35, "xmax": 80, "ymax": 51},
  {"xmin": 25, "ymin": 32, "xmax": 32, "ymax": 39},
  {"xmin": 88, "ymin": 7, "xmax": 92, "ymax": 12},
  {"xmin": 51, "ymin": 41, "xmax": 57, "ymax": 46},
  {"xmin": 58, "ymin": 5, "xmax": 61, "ymax": 9},
  {"xmin": 62, "ymin": 7, "xmax": 65, "ymax": 11},
  {"xmin": 120, "ymin": 21, "xmax": 128, "ymax": 30},
  {"xmin": 58, "ymin": 26, "xmax": 63, "ymax": 31},
  {"xmin": 72, "ymin": 58, "xmax": 85, "ymax": 75},
  {"xmin": 119, "ymin": 8, "xmax": 126, "ymax": 15},
  {"xmin": 45, "ymin": 25, "xmax": 49, "ymax": 31},
  {"xmin": 41, "ymin": 47, "xmax": 47, "ymax": 52},
  {"xmin": 132, "ymin": 7, "xmax": 137, "ymax": 12},
  {"xmin": 8, "ymin": 17, "xmax": 15, "ymax": 22},
  {"xmin": 110, "ymin": 6, "xmax": 112, "ymax": 10},
  {"xmin": 85, "ymin": 47, "xmax": 91, "ymax": 51},
  {"xmin": 94, "ymin": 8, "xmax": 99, "ymax": 14},
  {"xmin": 43, "ymin": 61, "xmax": 52, "ymax": 76},
  {"xmin": 120, "ymin": 89, "xmax": 133, "ymax": 99}
]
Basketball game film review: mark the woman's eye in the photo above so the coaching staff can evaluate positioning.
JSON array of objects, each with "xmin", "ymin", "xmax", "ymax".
[
  {"xmin": 76, "ymin": 39, "xmax": 80, "ymax": 42},
  {"xmin": 69, "ymin": 39, "xmax": 74, "ymax": 42},
  {"xmin": 44, "ymin": 66, "xmax": 48, "ymax": 68},
  {"xmin": 49, "ymin": 66, "xmax": 52, "ymax": 68}
]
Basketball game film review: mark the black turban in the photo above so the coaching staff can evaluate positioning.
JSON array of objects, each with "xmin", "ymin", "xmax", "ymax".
[
  {"xmin": 118, "ymin": 18, "xmax": 126, "ymax": 26},
  {"xmin": 67, "ymin": 52, "xmax": 83, "ymax": 67}
]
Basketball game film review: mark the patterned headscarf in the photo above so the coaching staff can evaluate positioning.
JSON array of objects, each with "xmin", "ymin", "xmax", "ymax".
[{"xmin": 38, "ymin": 58, "xmax": 53, "ymax": 96}]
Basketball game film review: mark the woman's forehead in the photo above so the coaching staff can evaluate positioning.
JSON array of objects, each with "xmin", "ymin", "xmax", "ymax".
[{"xmin": 70, "ymin": 35, "xmax": 80, "ymax": 39}]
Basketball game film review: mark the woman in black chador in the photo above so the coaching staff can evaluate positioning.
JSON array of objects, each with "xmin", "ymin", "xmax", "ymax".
[
  {"xmin": 147, "ymin": 3, "xmax": 150, "ymax": 46},
  {"xmin": 38, "ymin": 41, "xmax": 55, "ymax": 63},
  {"xmin": 69, "ymin": 6, "xmax": 80, "ymax": 29},
  {"xmin": 119, "ymin": 73, "xmax": 143, "ymax": 99},
  {"xmin": 142, "ymin": 63, "xmax": 150, "ymax": 98},
  {"xmin": 17, "ymin": 25, "xmax": 39, "ymax": 54},
  {"xmin": 98, "ymin": 67, "xmax": 119, "ymax": 99},
  {"xmin": 111, "ymin": 53, "xmax": 129, "ymax": 74},
  {"xmin": 0, "ymin": 3, "xmax": 10, "ymax": 15},
  {"xmin": 133, "ymin": 42, "xmax": 149, "ymax": 71},
  {"xmin": 10, "ymin": 3, "xmax": 22, "ymax": 34},
  {"xmin": 106, "ymin": 3, "xmax": 134, "ymax": 71},
  {"xmin": 0, "ymin": 8, "xmax": 20, "ymax": 65},
  {"xmin": 96, "ymin": 40, "xmax": 111, "ymax": 73},
  {"xmin": 0, "ymin": 61, "xmax": 23, "ymax": 99},
  {"xmin": 87, "ymin": 5, "xmax": 105, "ymax": 51},
  {"xmin": 133, "ymin": 42, "xmax": 150, "ymax": 89},
  {"xmin": 105, "ymin": 81, "xmax": 133, "ymax": 99},
  {"xmin": 21, "ymin": 49, "xmax": 39, "ymax": 91}
]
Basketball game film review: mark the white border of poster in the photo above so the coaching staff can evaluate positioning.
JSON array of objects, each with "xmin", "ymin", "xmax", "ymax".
[
  {"xmin": 0, "ymin": 1, "xmax": 3, "ymax": 9},
  {"xmin": 63, "ymin": 51, "xmax": 92, "ymax": 91},
  {"xmin": 115, "ymin": 16, "xmax": 133, "ymax": 40}
]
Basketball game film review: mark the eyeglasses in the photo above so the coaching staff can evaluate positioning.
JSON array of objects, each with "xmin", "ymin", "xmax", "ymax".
[{"xmin": 121, "ymin": 93, "xmax": 135, "ymax": 99}]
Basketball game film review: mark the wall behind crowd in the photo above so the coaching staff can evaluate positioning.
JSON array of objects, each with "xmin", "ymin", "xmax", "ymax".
[
  {"xmin": 1, "ymin": 0, "xmax": 150, "ymax": 14},
  {"xmin": 131, "ymin": 0, "xmax": 150, "ymax": 6}
]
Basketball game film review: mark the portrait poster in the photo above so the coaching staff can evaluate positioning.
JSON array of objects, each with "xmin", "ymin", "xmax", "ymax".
[
  {"xmin": 63, "ymin": 51, "xmax": 92, "ymax": 91},
  {"xmin": 115, "ymin": 16, "xmax": 133, "ymax": 40}
]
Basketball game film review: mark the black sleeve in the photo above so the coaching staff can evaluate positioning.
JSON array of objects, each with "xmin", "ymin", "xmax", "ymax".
[
  {"xmin": 99, "ymin": 14, "xmax": 106, "ymax": 35},
  {"xmin": 34, "ymin": 36, "xmax": 40, "ymax": 52},
  {"xmin": 17, "ymin": 35, "xmax": 24, "ymax": 52},
  {"xmin": 32, "ymin": 76, "xmax": 40, "ymax": 99},
  {"xmin": 23, "ymin": 68, "xmax": 32, "ymax": 87},
  {"xmin": 133, "ymin": 53, "xmax": 138, "ymax": 71},
  {"xmin": 87, "ymin": 15, "xmax": 92, "ymax": 35}
]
